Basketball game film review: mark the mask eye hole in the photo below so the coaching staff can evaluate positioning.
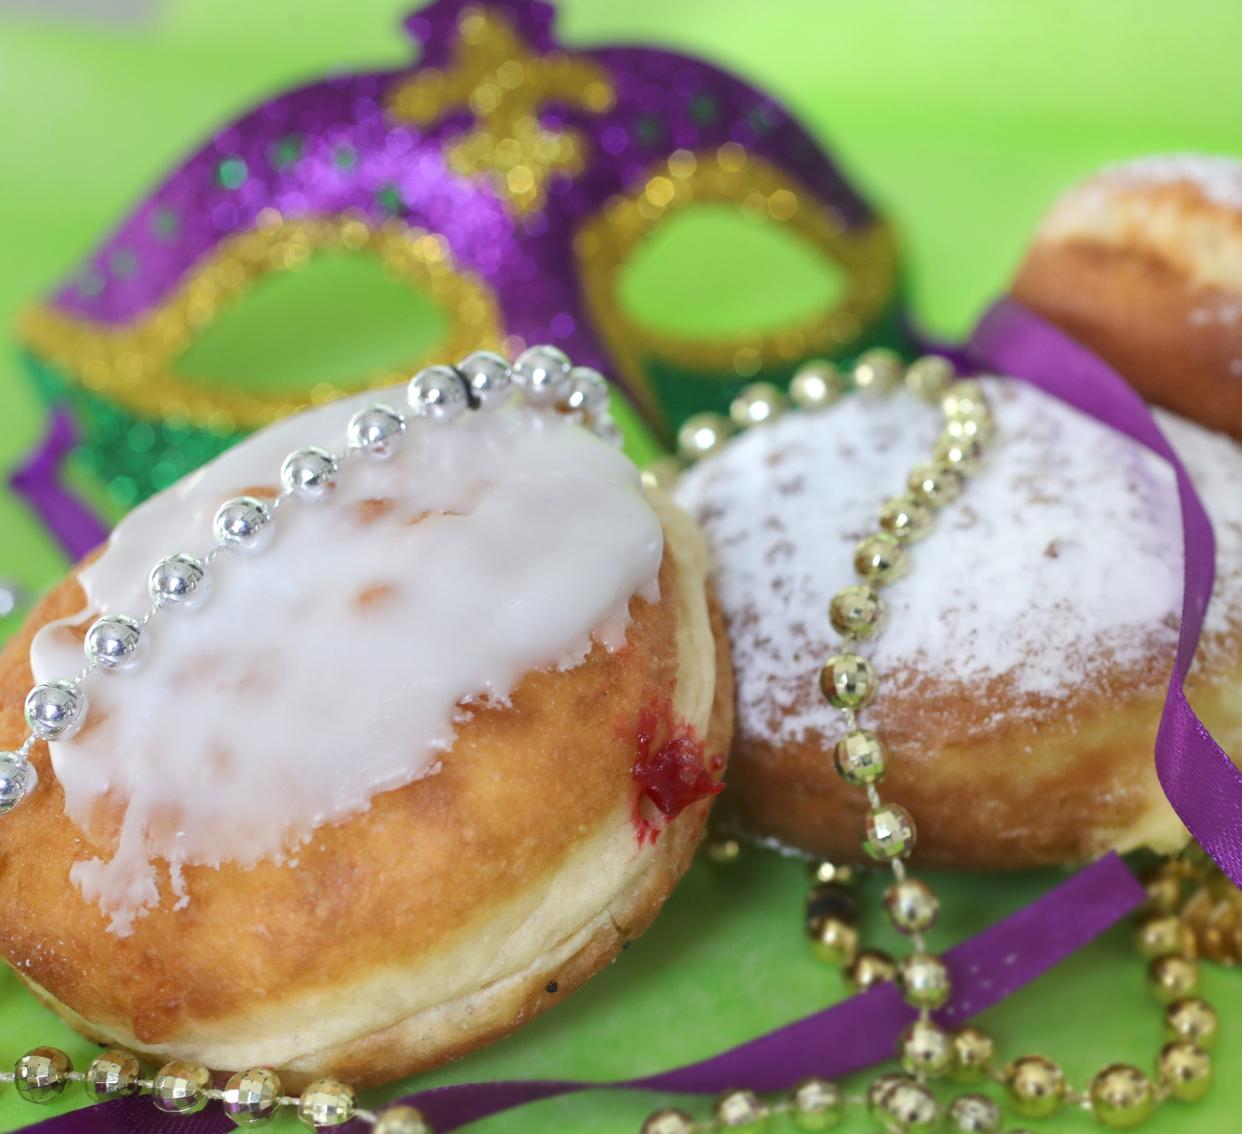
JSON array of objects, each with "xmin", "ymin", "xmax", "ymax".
[
  {"xmin": 22, "ymin": 216, "xmax": 504, "ymax": 436},
  {"xmin": 176, "ymin": 252, "xmax": 450, "ymax": 395},
  {"xmin": 575, "ymin": 150, "xmax": 899, "ymax": 440},
  {"xmin": 618, "ymin": 205, "xmax": 846, "ymax": 340}
]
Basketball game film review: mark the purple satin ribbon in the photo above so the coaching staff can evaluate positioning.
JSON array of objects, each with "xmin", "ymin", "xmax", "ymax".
[
  {"xmin": 12, "ymin": 297, "xmax": 1235, "ymax": 1134},
  {"xmin": 969, "ymin": 298, "xmax": 1242, "ymax": 888},
  {"xmin": 8, "ymin": 410, "xmax": 107, "ymax": 561}
]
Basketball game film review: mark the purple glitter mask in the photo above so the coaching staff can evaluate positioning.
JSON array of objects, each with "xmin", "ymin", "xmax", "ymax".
[{"xmin": 15, "ymin": 0, "xmax": 901, "ymax": 521}]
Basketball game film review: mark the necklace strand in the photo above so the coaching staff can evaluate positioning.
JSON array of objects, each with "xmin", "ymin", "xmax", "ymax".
[
  {"xmin": 649, "ymin": 351, "xmax": 1218, "ymax": 1134},
  {"xmin": 0, "ymin": 345, "xmax": 617, "ymax": 817}
]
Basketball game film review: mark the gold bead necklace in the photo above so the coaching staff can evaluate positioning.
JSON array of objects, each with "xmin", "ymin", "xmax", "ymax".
[
  {"xmin": 0, "ymin": 1053, "xmax": 432, "ymax": 1132},
  {"xmin": 659, "ymin": 350, "xmax": 1220, "ymax": 1134}
]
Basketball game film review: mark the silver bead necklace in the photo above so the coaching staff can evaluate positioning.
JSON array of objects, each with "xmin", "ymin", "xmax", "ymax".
[{"xmin": 0, "ymin": 345, "xmax": 615, "ymax": 817}]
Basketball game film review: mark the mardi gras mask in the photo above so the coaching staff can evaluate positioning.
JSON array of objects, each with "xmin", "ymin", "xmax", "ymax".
[{"xmin": 16, "ymin": 0, "xmax": 900, "ymax": 512}]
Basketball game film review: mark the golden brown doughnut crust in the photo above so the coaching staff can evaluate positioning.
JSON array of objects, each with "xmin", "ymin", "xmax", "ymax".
[
  {"xmin": 1012, "ymin": 168, "xmax": 1242, "ymax": 440},
  {"xmin": 0, "ymin": 499, "xmax": 733, "ymax": 1087},
  {"xmin": 721, "ymin": 659, "xmax": 1242, "ymax": 871}
]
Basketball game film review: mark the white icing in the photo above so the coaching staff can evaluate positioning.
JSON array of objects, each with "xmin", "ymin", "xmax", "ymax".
[
  {"xmin": 31, "ymin": 391, "xmax": 663, "ymax": 935},
  {"xmin": 675, "ymin": 381, "xmax": 1242, "ymax": 748}
]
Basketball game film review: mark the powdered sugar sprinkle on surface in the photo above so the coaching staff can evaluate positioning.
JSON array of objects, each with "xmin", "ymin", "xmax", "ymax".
[
  {"xmin": 676, "ymin": 382, "xmax": 1242, "ymax": 748},
  {"xmin": 1088, "ymin": 153, "xmax": 1242, "ymax": 211}
]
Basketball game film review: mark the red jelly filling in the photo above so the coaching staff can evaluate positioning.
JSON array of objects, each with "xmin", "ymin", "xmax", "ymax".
[{"xmin": 629, "ymin": 699, "xmax": 722, "ymax": 843}]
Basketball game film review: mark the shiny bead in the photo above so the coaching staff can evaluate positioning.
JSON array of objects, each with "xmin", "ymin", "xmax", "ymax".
[
  {"xmin": 1089, "ymin": 1064, "xmax": 1155, "ymax": 1128},
  {"xmin": 877, "ymin": 1079, "xmax": 940, "ymax": 1133},
  {"xmin": 563, "ymin": 366, "xmax": 610, "ymax": 415},
  {"xmin": 899, "ymin": 1017, "xmax": 953, "ymax": 1077},
  {"xmin": 1157, "ymin": 1040, "xmax": 1212, "ymax": 1102},
  {"xmin": 806, "ymin": 881, "xmax": 858, "ymax": 927},
  {"xmin": 790, "ymin": 361, "xmax": 844, "ymax": 410},
  {"xmin": 1143, "ymin": 868, "xmax": 1183, "ymax": 914},
  {"xmin": 14, "ymin": 1047, "xmax": 72, "ymax": 1103},
  {"xmin": 809, "ymin": 860, "xmax": 857, "ymax": 886},
  {"xmin": 885, "ymin": 878, "xmax": 940, "ymax": 933},
  {"xmin": 819, "ymin": 653, "xmax": 876, "ymax": 709},
  {"xmin": 223, "ymin": 1067, "xmax": 283, "ymax": 1126},
  {"xmin": 846, "ymin": 948, "xmax": 896, "ymax": 993},
  {"xmin": 1136, "ymin": 913, "xmax": 1195, "ymax": 959},
  {"xmin": 809, "ymin": 916, "xmax": 859, "ymax": 966},
  {"xmin": 24, "ymin": 680, "xmax": 88, "ymax": 741},
  {"xmin": 0, "ymin": 752, "xmax": 37, "ymax": 814},
  {"xmin": 790, "ymin": 1078, "xmax": 843, "ymax": 1130},
  {"xmin": 0, "ymin": 579, "xmax": 26, "ymax": 618},
  {"xmin": 457, "ymin": 350, "xmax": 514, "ymax": 411},
  {"xmin": 705, "ymin": 835, "xmax": 742, "ymax": 864},
  {"xmin": 898, "ymin": 951, "xmax": 951, "ymax": 1010},
  {"xmin": 863, "ymin": 803, "xmax": 916, "ymax": 862},
  {"xmin": 933, "ymin": 434, "xmax": 983, "ymax": 476},
  {"xmin": 641, "ymin": 1108, "xmax": 697, "ymax": 1134},
  {"xmin": 853, "ymin": 347, "xmax": 903, "ymax": 395},
  {"xmin": 867, "ymin": 1072, "xmax": 914, "ymax": 1114},
  {"xmin": 905, "ymin": 355, "xmax": 955, "ymax": 402},
  {"xmin": 85, "ymin": 613, "xmax": 149, "ymax": 673},
  {"xmin": 1164, "ymin": 997, "xmax": 1218, "ymax": 1049},
  {"xmin": 878, "ymin": 494, "xmax": 934, "ymax": 542},
  {"xmin": 677, "ymin": 412, "xmax": 732, "ymax": 461},
  {"xmin": 347, "ymin": 404, "xmax": 406, "ymax": 458},
  {"xmin": 908, "ymin": 461, "xmax": 963, "ymax": 508},
  {"xmin": 281, "ymin": 447, "xmax": 340, "ymax": 500},
  {"xmin": 1149, "ymin": 954, "xmax": 1199, "ymax": 1003},
  {"xmin": 947, "ymin": 1093, "xmax": 1000, "ymax": 1133},
  {"xmin": 730, "ymin": 382, "xmax": 786, "ymax": 428},
  {"xmin": 512, "ymin": 344, "xmax": 572, "ymax": 406},
  {"xmin": 84, "ymin": 1049, "xmax": 142, "ymax": 1103},
  {"xmin": 149, "ymin": 553, "xmax": 212, "ymax": 611},
  {"xmin": 640, "ymin": 457, "xmax": 682, "ymax": 493},
  {"xmin": 214, "ymin": 496, "xmax": 275, "ymax": 554},
  {"xmin": 829, "ymin": 584, "xmax": 886, "ymax": 640},
  {"xmin": 1005, "ymin": 1055, "xmax": 1065, "ymax": 1118},
  {"xmin": 152, "ymin": 1060, "xmax": 211, "ymax": 1114},
  {"xmin": 374, "ymin": 1107, "xmax": 432, "ymax": 1134},
  {"xmin": 950, "ymin": 1026, "xmax": 995, "ymax": 1083},
  {"xmin": 854, "ymin": 531, "xmax": 907, "ymax": 584},
  {"xmin": 407, "ymin": 364, "xmax": 470, "ymax": 421},
  {"xmin": 714, "ymin": 1088, "xmax": 767, "ymax": 1129},
  {"xmin": 297, "ymin": 1078, "xmax": 355, "ymax": 1128},
  {"xmin": 834, "ymin": 728, "xmax": 886, "ymax": 785},
  {"xmin": 942, "ymin": 380, "xmax": 988, "ymax": 419},
  {"xmin": 944, "ymin": 412, "xmax": 994, "ymax": 444}
]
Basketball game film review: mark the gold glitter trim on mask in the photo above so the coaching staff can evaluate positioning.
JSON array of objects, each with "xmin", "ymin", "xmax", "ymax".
[
  {"xmin": 574, "ymin": 144, "xmax": 900, "ymax": 429},
  {"xmin": 18, "ymin": 213, "xmax": 504, "ymax": 433},
  {"xmin": 386, "ymin": 6, "xmax": 614, "ymax": 214}
]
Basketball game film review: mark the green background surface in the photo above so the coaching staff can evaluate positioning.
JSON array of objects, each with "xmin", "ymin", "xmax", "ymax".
[{"xmin": 2, "ymin": 2, "xmax": 1241, "ymax": 1132}]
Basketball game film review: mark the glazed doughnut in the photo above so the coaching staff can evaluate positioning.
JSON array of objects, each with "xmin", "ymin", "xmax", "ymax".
[
  {"xmin": 675, "ymin": 380, "xmax": 1242, "ymax": 870},
  {"xmin": 1011, "ymin": 154, "xmax": 1242, "ymax": 440},
  {"xmin": 0, "ymin": 390, "xmax": 732, "ymax": 1087}
]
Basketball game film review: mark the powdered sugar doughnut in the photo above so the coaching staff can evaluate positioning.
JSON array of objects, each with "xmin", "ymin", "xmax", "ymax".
[
  {"xmin": 1012, "ymin": 154, "xmax": 1242, "ymax": 440},
  {"xmin": 676, "ymin": 380, "xmax": 1242, "ymax": 869}
]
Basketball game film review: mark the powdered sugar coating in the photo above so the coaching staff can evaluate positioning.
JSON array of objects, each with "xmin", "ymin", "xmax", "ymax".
[
  {"xmin": 1084, "ymin": 154, "xmax": 1242, "ymax": 211},
  {"xmin": 675, "ymin": 382, "xmax": 1242, "ymax": 749}
]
